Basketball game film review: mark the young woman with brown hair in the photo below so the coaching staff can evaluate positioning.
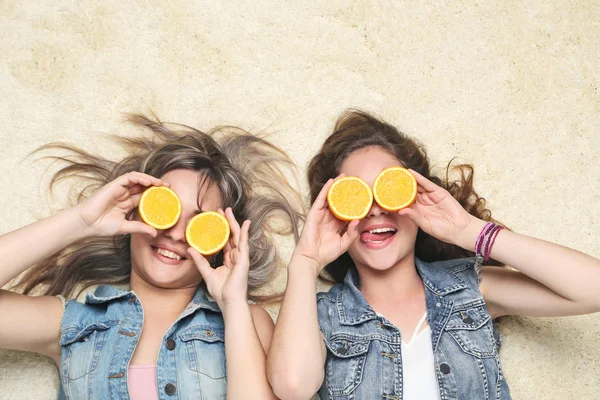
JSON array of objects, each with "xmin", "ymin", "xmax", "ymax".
[
  {"xmin": 0, "ymin": 115, "xmax": 303, "ymax": 399},
  {"xmin": 268, "ymin": 110, "xmax": 600, "ymax": 400}
]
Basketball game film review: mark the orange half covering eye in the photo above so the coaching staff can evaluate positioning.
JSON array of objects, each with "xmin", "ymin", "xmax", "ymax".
[
  {"xmin": 327, "ymin": 176, "xmax": 374, "ymax": 221},
  {"xmin": 186, "ymin": 211, "xmax": 231, "ymax": 256},
  {"xmin": 139, "ymin": 186, "xmax": 182, "ymax": 230},
  {"xmin": 373, "ymin": 167, "xmax": 417, "ymax": 212}
]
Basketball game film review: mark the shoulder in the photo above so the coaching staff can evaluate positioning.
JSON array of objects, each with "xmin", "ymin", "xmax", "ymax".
[
  {"xmin": 424, "ymin": 257, "xmax": 483, "ymax": 287},
  {"xmin": 61, "ymin": 285, "xmax": 125, "ymax": 337},
  {"xmin": 317, "ymin": 281, "xmax": 344, "ymax": 303},
  {"xmin": 316, "ymin": 282, "xmax": 347, "ymax": 335}
]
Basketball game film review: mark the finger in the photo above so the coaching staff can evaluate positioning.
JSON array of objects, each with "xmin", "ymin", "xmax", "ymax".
[
  {"xmin": 407, "ymin": 169, "xmax": 437, "ymax": 192},
  {"xmin": 312, "ymin": 178, "xmax": 334, "ymax": 211},
  {"xmin": 239, "ymin": 220, "xmax": 251, "ymax": 255},
  {"xmin": 188, "ymin": 247, "xmax": 214, "ymax": 281},
  {"xmin": 225, "ymin": 208, "xmax": 241, "ymax": 247},
  {"xmin": 223, "ymin": 243, "xmax": 232, "ymax": 267},
  {"xmin": 397, "ymin": 206, "xmax": 425, "ymax": 227},
  {"xmin": 131, "ymin": 193, "xmax": 142, "ymax": 207},
  {"xmin": 123, "ymin": 177, "xmax": 154, "ymax": 190},
  {"xmin": 121, "ymin": 220, "xmax": 157, "ymax": 237},
  {"xmin": 128, "ymin": 184, "xmax": 147, "ymax": 196},
  {"xmin": 340, "ymin": 219, "xmax": 360, "ymax": 250},
  {"xmin": 124, "ymin": 172, "xmax": 167, "ymax": 189},
  {"xmin": 130, "ymin": 171, "xmax": 166, "ymax": 187}
]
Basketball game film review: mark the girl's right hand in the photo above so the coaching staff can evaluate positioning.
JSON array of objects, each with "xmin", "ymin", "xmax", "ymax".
[
  {"xmin": 293, "ymin": 176, "xmax": 360, "ymax": 275},
  {"xmin": 73, "ymin": 171, "xmax": 167, "ymax": 237}
]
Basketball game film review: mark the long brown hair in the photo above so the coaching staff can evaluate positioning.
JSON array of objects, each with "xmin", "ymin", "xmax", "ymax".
[
  {"xmin": 13, "ymin": 114, "xmax": 304, "ymax": 301},
  {"xmin": 308, "ymin": 109, "xmax": 503, "ymax": 282}
]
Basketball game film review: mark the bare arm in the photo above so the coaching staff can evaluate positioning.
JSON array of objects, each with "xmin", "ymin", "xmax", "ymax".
[
  {"xmin": 190, "ymin": 209, "xmax": 278, "ymax": 399},
  {"xmin": 0, "ymin": 208, "xmax": 89, "ymax": 288},
  {"xmin": 398, "ymin": 170, "xmax": 600, "ymax": 320},
  {"xmin": 0, "ymin": 291, "xmax": 63, "ymax": 363},
  {"xmin": 267, "ymin": 256, "xmax": 327, "ymax": 400},
  {"xmin": 267, "ymin": 177, "xmax": 358, "ymax": 400},
  {"xmin": 472, "ymin": 227, "xmax": 600, "ymax": 318},
  {"xmin": 0, "ymin": 209, "xmax": 89, "ymax": 362},
  {"xmin": 220, "ymin": 303, "xmax": 278, "ymax": 400},
  {"xmin": 0, "ymin": 172, "xmax": 164, "ymax": 361}
]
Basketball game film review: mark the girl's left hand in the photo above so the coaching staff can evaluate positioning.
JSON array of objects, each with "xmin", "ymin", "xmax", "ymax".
[
  {"xmin": 188, "ymin": 208, "xmax": 251, "ymax": 309},
  {"xmin": 397, "ymin": 169, "xmax": 478, "ymax": 245}
]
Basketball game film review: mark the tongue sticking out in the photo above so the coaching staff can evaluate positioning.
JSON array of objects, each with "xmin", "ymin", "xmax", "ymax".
[{"xmin": 360, "ymin": 231, "xmax": 396, "ymax": 243}]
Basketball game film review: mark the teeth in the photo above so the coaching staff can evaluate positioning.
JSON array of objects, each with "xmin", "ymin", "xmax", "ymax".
[
  {"xmin": 363, "ymin": 239, "xmax": 385, "ymax": 244},
  {"xmin": 369, "ymin": 227, "xmax": 397, "ymax": 234},
  {"xmin": 156, "ymin": 248, "xmax": 182, "ymax": 260}
]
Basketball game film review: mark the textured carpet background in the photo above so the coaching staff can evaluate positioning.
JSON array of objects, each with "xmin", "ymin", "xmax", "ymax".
[{"xmin": 1, "ymin": 1, "xmax": 599, "ymax": 399}]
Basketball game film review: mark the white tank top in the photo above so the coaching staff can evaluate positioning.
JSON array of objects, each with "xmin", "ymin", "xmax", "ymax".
[{"xmin": 377, "ymin": 312, "xmax": 442, "ymax": 400}]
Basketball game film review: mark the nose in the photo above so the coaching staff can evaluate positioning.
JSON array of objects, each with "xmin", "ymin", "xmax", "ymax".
[
  {"xmin": 367, "ymin": 201, "xmax": 388, "ymax": 218},
  {"xmin": 164, "ymin": 216, "xmax": 187, "ymax": 242}
]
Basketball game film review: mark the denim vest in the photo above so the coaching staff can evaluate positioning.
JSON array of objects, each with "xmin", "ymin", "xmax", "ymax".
[
  {"xmin": 317, "ymin": 257, "xmax": 511, "ymax": 400},
  {"xmin": 58, "ymin": 285, "xmax": 226, "ymax": 400}
]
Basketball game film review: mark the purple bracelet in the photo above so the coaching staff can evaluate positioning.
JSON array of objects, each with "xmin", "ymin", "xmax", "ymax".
[
  {"xmin": 475, "ymin": 222, "xmax": 504, "ymax": 261},
  {"xmin": 475, "ymin": 222, "xmax": 494, "ymax": 256}
]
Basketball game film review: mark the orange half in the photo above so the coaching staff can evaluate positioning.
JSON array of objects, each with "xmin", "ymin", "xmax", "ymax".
[
  {"xmin": 327, "ymin": 176, "xmax": 373, "ymax": 221},
  {"xmin": 138, "ymin": 186, "xmax": 182, "ymax": 229},
  {"xmin": 185, "ymin": 211, "xmax": 231, "ymax": 256},
  {"xmin": 373, "ymin": 167, "xmax": 417, "ymax": 211}
]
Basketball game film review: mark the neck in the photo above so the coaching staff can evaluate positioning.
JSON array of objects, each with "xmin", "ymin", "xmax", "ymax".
[
  {"xmin": 129, "ymin": 272, "xmax": 197, "ymax": 317},
  {"xmin": 357, "ymin": 253, "xmax": 425, "ymax": 307}
]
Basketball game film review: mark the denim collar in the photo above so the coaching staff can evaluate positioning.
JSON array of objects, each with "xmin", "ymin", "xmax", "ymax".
[
  {"xmin": 85, "ymin": 283, "xmax": 221, "ymax": 314},
  {"xmin": 337, "ymin": 257, "xmax": 468, "ymax": 326}
]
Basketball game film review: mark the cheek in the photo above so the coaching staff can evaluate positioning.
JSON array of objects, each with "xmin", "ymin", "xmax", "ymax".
[
  {"xmin": 129, "ymin": 235, "xmax": 150, "ymax": 265},
  {"xmin": 346, "ymin": 239, "xmax": 362, "ymax": 261}
]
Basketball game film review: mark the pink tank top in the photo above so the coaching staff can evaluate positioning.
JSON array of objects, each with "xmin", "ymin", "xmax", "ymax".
[{"xmin": 128, "ymin": 365, "xmax": 159, "ymax": 400}]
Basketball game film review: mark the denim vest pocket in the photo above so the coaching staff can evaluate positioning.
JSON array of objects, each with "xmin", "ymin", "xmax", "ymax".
[
  {"xmin": 445, "ymin": 305, "xmax": 496, "ymax": 358},
  {"xmin": 179, "ymin": 325, "xmax": 226, "ymax": 379},
  {"xmin": 60, "ymin": 322, "xmax": 111, "ymax": 380},
  {"xmin": 324, "ymin": 334, "xmax": 370, "ymax": 397}
]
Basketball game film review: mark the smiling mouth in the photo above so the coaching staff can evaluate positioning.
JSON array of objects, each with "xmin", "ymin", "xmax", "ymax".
[
  {"xmin": 151, "ymin": 246, "xmax": 185, "ymax": 261},
  {"xmin": 360, "ymin": 227, "xmax": 398, "ymax": 244}
]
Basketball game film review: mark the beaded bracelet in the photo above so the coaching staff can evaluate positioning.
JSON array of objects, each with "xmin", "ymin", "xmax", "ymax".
[{"xmin": 475, "ymin": 222, "xmax": 504, "ymax": 261}]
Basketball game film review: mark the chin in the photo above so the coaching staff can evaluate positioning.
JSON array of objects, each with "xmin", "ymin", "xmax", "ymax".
[
  {"xmin": 133, "ymin": 262, "xmax": 201, "ymax": 290},
  {"xmin": 351, "ymin": 245, "xmax": 415, "ymax": 273},
  {"xmin": 355, "ymin": 255, "xmax": 398, "ymax": 272}
]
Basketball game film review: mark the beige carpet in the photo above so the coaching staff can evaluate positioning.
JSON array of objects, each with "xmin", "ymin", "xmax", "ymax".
[{"xmin": 1, "ymin": 1, "xmax": 599, "ymax": 399}]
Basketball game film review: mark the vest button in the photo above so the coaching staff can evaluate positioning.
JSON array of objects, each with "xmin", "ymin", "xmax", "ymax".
[
  {"xmin": 165, "ymin": 383, "xmax": 177, "ymax": 395},
  {"xmin": 440, "ymin": 363, "xmax": 451, "ymax": 374},
  {"xmin": 463, "ymin": 316, "xmax": 474, "ymax": 324},
  {"xmin": 166, "ymin": 338, "xmax": 176, "ymax": 350}
]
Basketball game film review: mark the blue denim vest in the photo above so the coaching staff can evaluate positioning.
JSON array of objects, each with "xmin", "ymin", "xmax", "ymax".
[
  {"xmin": 58, "ymin": 284, "xmax": 226, "ymax": 400},
  {"xmin": 317, "ymin": 257, "xmax": 511, "ymax": 400}
]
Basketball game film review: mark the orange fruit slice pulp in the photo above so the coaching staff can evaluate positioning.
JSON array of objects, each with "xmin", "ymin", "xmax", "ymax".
[
  {"xmin": 186, "ymin": 211, "xmax": 230, "ymax": 256},
  {"xmin": 373, "ymin": 167, "xmax": 417, "ymax": 211},
  {"xmin": 327, "ymin": 176, "xmax": 374, "ymax": 221},
  {"xmin": 139, "ymin": 186, "xmax": 182, "ymax": 229}
]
